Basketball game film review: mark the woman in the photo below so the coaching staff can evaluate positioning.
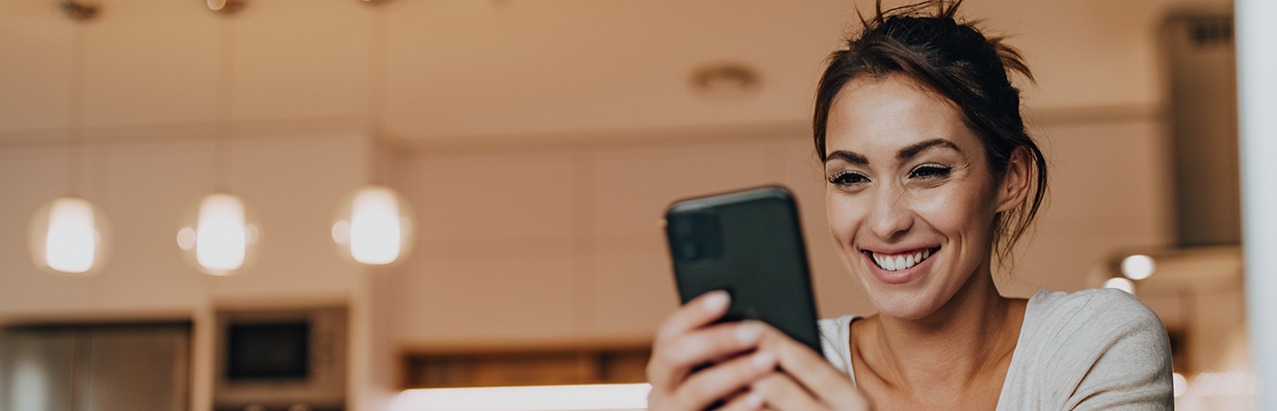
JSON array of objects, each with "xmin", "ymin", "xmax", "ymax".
[{"xmin": 646, "ymin": 1, "xmax": 1174, "ymax": 410}]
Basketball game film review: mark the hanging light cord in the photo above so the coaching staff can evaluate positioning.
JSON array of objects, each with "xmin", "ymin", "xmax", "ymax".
[
  {"xmin": 67, "ymin": 21, "xmax": 87, "ymax": 197},
  {"xmin": 214, "ymin": 14, "xmax": 234, "ymax": 192},
  {"xmin": 367, "ymin": 5, "xmax": 387, "ymax": 185}
]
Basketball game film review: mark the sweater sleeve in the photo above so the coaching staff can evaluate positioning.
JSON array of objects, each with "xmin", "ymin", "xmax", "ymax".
[{"xmin": 1065, "ymin": 290, "xmax": 1175, "ymax": 410}]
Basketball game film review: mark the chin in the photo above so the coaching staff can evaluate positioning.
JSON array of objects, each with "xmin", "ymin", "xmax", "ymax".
[
  {"xmin": 869, "ymin": 293, "xmax": 943, "ymax": 321},
  {"xmin": 851, "ymin": 263, "xmax": 943, "ymax": 321}
]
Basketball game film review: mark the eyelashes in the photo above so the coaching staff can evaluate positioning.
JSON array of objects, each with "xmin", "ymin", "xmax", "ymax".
[
  {"xmin": 909, "ymin": 164, "xmax": 952, "ymax": 179},
  {"xmin": 826, "ymin": 164, "xmax": 953, "ymax": 187},
  {"xmin": 827, "ymin": 172, "xmax": 869, "ymax": 186}
]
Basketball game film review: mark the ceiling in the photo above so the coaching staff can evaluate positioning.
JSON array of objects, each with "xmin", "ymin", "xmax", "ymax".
[
  {"xmin": 0, "ymin": 0, "xmax": 1230, "ymax": 147},
  {"xmin": 0, "ymin": 0, "xmax": 859, "ymax": 146}
]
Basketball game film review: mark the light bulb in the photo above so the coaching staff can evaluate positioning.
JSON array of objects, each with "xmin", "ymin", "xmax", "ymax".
[
  {"xmin": 333, "ymin": 185, "xmax": 415, "ymax": 266},
  {"xmin": 28, "ymin": 196, "xmax": 111, "ymax": 275},
  {"xmin": 1120, "ymin": 254, "xmax": 1156, "ymax": 280},
  {"xmin": 178, "ymin": 192, "xmax": 260, "ymax": 276}
]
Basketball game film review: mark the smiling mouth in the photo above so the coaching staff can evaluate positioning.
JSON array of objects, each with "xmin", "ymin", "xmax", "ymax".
[{"xmin": 864, "ymin": 247, "xmax": 940, "ymax": 271}]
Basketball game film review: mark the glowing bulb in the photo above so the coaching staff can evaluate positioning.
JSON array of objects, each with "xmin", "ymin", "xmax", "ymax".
[
  {"xmin": 28, "ymin": 196, "xmax": 111, "ymax": 275},
  {"xmin": 351, "ymin": 188, "xmax": 401, "ymax": 264},
  {"xmin": 197, "ymin": 194, "xmax": 246, "ymax": 272},
  {"xmin": 1121, "ymin": 254, "xmax": 1156, "ymax": 280},
  {"xmin": 333, "ymin": 185, "xmax": 415, "ymax": 266},
  {"xmin": 46, "ymin": 199, "xmax": 96, "ymax": 272},
  {"xmin": 178, "ymin": 193, "xmax": 259, "ymax": 276},
  {"xmin": 1173, "ymin": 372, "xmax": 1188, "ymax": 398},
  {"xmin": 1104, "ymin": 277, "xmax": 1135, "ymax": 294}
]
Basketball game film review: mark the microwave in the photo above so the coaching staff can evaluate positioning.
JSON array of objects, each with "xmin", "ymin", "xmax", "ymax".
[{"xmin": 213, "ymin": 306, "xmax": 347, "ymax": 411}]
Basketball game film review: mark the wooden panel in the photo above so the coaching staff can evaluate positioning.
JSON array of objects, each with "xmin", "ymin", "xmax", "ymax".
[{"xmin": 403, "ymin": 346, "xmax": 650, "ymax": 389}]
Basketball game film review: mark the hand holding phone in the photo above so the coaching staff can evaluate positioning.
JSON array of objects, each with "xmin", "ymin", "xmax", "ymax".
[{"xmin": 662, "ymin": 185, "xmax": 823, "ymax": 354}]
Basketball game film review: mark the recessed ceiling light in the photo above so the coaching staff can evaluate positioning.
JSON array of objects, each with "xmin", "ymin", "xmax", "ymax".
[
  {"xmin": 689, "ymin": 62, "xmax": 761, "ymax": 102},
  {"xmin": 207, "ymin": 0, "xmax": 246, "ymax": 14}
]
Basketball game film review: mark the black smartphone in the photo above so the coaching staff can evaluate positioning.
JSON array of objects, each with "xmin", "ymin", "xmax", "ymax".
[{"xmin": 662, "ymin": 185, "xmax": 823, "ymax": 354}]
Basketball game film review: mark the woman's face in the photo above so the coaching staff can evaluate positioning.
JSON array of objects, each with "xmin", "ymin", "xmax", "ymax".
[{"xmin": 823, "ymin": 74, "xmax": 1014, "ymax": 321}]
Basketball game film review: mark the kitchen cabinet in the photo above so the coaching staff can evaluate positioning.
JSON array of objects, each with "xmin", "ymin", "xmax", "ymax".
[{"xmin": 0, "ymin": 323, "xmax": 190, "ymax": 411}]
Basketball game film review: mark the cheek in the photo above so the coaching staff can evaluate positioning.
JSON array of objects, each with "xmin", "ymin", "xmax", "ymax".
[
  {"xmin": 825, "ymin": 191, "xmax": 862, "ymax": 243},
  {"xmin": 911, "ymin": 185, "xmax": 999, "ymax": 238}
]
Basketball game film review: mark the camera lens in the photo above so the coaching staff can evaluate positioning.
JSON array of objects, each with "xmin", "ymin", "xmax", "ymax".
[{"xmin": 679, "ymin": 243, "xmax": 701, "ymax": 260}]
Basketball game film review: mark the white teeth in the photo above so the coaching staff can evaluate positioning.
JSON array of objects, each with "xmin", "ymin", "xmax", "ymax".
[{"xmin": 870, "ymin": 249, "xmax": 935, "ymax": 272}]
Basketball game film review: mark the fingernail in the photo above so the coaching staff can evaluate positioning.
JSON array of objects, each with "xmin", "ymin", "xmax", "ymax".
[
  {"xmin": 735, "ymin": 321, "xmax": 762, "ymax": 344},
  {"xmin": 703, "ymin": 290, "xmax": 729, "ymax": 312},
  {"xmin": 752, "ymin": 351, "xmax": 776, "ymax": 369}
]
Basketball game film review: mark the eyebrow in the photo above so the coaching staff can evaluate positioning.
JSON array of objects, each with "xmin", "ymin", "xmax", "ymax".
[
  {"xmin": 897, "ymin": 138, "xmax": 961, "ymax": 160},
  {"xmin": 825, "ymin": 138, "xmax": 961, "ymax": 165}
]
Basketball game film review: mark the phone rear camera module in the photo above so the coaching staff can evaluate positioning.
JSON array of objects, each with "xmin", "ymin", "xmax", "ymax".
[{"xmin": 670, "ymin": 211, "xmax": 723, "ymax": 262}]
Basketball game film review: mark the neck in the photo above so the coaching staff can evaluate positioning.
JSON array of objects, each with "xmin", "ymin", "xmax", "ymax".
[{"xmin": 864, "ymin": 264, "xmax": 1022, "ymax": 393}]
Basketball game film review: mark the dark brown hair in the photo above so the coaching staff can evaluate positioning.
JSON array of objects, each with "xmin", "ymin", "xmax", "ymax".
[{"xmin": 813, "ymin": 0, "xmax": 1048, "ymax": 261}]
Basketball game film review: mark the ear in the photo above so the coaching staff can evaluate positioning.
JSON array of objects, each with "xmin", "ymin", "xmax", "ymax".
[{"xmin": 995, "ymin": 146, "xmax": 1032, "ymax": 214}]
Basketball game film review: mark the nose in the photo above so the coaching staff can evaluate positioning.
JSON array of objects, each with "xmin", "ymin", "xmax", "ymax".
[{"xmin": 869, "ymin": 184, "xmax": 913, "ymax": 240}]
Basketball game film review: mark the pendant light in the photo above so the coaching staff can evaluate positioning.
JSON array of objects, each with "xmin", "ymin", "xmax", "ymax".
[
  {"xmin": 177, "ymin": 1, "xmax": 259, "ymax": 276},
  {"xmin": 28, "ymin": 0, "xmax": 112, "ymax": 276},
  {"xmin": 332, "ymin": 0, "xmax": 416, "ymax": 266}
]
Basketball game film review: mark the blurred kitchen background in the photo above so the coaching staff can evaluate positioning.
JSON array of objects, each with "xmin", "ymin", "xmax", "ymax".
[{"xmin": 0, "ymin": 0, "xmax": 1261, "ymax": 410}]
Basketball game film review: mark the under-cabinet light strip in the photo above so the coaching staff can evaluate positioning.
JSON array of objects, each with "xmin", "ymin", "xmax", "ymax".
[{"xmin": 391, "ymin": 383, "xmax": 650, "ymax": 411}]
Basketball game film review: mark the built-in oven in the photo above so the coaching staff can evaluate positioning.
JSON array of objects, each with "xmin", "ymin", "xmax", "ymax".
[{"xmin": 213, "ymin": 306, "xmax": 347, "ymax": 411}]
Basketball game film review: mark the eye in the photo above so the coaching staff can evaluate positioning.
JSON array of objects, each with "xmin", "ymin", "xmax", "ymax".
[
  {"xmin": 828, "ymin": 171, "xmax": 870, "ymax": 187},
  {"xmin": 909, "ymin": 164, "xmax": 952, "ymax": 180}
]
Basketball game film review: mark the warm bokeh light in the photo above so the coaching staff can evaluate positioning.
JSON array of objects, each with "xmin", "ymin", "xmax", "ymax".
[
  {"xmin": 28, "ymin": 196, "xmax": 110, "ymax": 275},
  {"xmin": 178, "ymin": 193, "xmax": 259, "ymax": 276},
  {"xmin": 1121, "ymin": 254, "xmax": 1157, "ymax": 280},
  {"xmin": 1174, "ymin": 372, "xmax": 1188, "ymax": 398},
  {"xmin": 333, "ymin": 185, "xmax": 414, "ymax": 266},
  {"xmin": 1104, "ymin": 277, "xmax": 1135, "ymax": 294}
]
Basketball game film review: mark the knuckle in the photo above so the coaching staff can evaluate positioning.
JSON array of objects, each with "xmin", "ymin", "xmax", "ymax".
[
  {"xmin": 656, "ymin": 345, "xmax": 686, "ymax": 366},
  {"xmin": 654, "ymin": 322, "xmax": 679, "ymax": 343},
  {"xmin": 682, "ymin": 378, "xmax": 718, "ymax": 403},
  {"xmin": 750, "ymin": 373, "xmax": 776, "ymax": 393}
]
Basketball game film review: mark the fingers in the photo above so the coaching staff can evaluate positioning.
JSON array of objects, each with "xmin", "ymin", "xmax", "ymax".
[
  {"xmin": 673, "ymin": 350, "xmax": 777, "ymax": 410},
  {"xmin": 649, "ymin": 291, "xmax": 760, "ymax": 390},
  {"xmin": 648, "ymin": 320, "xmax": 765, "ymax": 391},
  {"xmin": 759, "ymin": 326, "xmax": 851, "ymax": 396},
  {"xmin": 717, "ymin": 390, "xmax": 765, "ymax": 411},
  {"xmin": 753, "ymin": 325, "xmax": 872, "ymax": 410},
  {"xmin": 751, "ymin": 373, "xmax": 824, "ymax": 410},
  {"xmin": 655, "ymin": 290, "xmax": 731, "ymax": 343}
]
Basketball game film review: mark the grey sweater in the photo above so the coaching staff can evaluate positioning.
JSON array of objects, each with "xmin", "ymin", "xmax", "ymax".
[{"xmin": 818, "ymin": 288, "xmax": 1175, "ymax": 410}]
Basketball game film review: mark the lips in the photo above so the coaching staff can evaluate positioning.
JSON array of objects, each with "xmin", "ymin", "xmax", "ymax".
[
  {"xmin": 860, "ymin": 246, "xmax": 940, "ymax": 284},
  {"xmin": 869, "ymin": 248, "xmax": 935, "ymax": 271}
]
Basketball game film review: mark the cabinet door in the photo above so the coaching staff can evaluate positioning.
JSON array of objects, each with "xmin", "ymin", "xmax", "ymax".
[
  {"xmin": 0, "ymin": 325, "xmax": 189, "ymax": 411},
  {"xmin": 83, "ymin": 327, "xmax": 189, "ymax": 411},
  {"xmin": 0, "ymin": 330, "xmax": 77, "ymax": 411}
]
